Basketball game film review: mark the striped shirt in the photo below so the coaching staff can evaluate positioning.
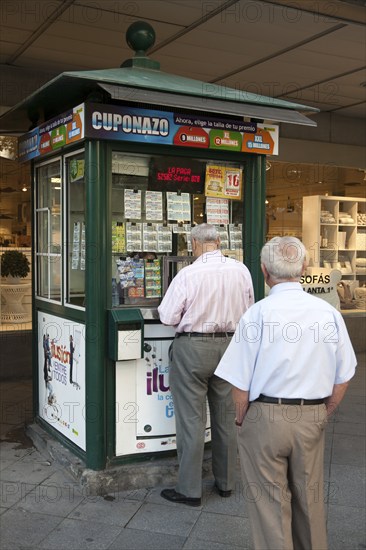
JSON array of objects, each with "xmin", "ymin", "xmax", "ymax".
[{"xmin": 158, "ymin": 250, "xmax": 254, "ymax": 333}]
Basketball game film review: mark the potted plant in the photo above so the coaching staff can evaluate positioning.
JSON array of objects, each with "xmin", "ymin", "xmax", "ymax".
[{"xmin": 1, "ymin": 250, "xmax": 30, "ymax": 283}]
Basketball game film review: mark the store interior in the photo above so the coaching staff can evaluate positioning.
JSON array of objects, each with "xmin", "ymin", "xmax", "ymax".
[
  {"xmin": 1, "ymin": 144, "xmax": 365, "ymax": 248},
  {"xmin": 1, "ymin": 151, "xmax": 365, "ymax": 329}
]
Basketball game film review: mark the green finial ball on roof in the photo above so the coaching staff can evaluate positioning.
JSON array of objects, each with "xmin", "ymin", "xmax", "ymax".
[{"xmin": 126, "ymin": 21, "xmax": 156, "ymax": 55}]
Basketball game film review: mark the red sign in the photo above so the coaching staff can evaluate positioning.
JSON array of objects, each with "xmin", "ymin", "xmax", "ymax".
[
  {"xmin": 149, "ymin": 157, "xmax": 205, "ymax": 193},
  {"xmin": 173, "ymin": 126, "xmax": 209, "ymax": 148}
]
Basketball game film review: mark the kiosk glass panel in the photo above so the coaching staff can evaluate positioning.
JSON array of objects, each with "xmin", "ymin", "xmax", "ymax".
[
  {"xmin": 65, "ymin": 151, "xmax": 86, "ymax": 307},
  {"xmin": 35, "ymin": 159, "xmax": 62, "ymax": 302}
]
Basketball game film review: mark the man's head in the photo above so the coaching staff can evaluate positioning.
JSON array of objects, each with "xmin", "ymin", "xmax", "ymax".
[
  {"xmin": 260, "ymin": 236, "xmax": 307, "ymax": 286},
  {"xmin": 190, "ymin": 223, "xmax": 220, "ymax": 257}
]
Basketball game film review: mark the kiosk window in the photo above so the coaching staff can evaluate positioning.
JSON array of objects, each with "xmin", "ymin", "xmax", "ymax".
[
  {"xmin": 35, "ymin": 159, "xmax": 62, "ymax": 302},
  {"xmin": 110, "ymin": 151, "xmax": 245, "ymax": 307},
  {"xmin": 65, "ymin": 152, "xmax": 86, "ymax": 308}
]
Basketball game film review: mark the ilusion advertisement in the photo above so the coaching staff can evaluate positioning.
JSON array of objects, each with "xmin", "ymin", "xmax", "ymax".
[
  {"xmin": 125, "ymin": 336, "xmax": 211, "ymax": 454},
  {"xmin": 38, "ymin": 312, "xmax": 86, "ymax": 450},
  {"xmin": 19, "ymin": 102, "xmax": 279, "ymax": 161}
]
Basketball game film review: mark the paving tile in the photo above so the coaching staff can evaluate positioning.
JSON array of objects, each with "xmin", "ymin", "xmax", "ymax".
[
  {"xmin": 189, "ymin": 511, "xmax": 252, "ymax": 548},
  {"xmin": 202, "ymin": 483, "xmax": 249, "ymax": 517},
  {"xmin": 0, "ymin": 441, "xmax": 33, "ymax": 461},
  {"xmin": 13, "ymin": 479, "xmax": 84, "ymax": 517},
  {"xmin": 335, "ymin": 402, "xmax": 365, "ymax": 424},
  {"xmin": 0, "ymin": 479, "xmax": 34, "ymax": 508},
  {"xmin": 39, "ymin": 518, "xmax": 122, "ymax": 549},
  {"xmin": 114, "ymin": 487, "xmax": 151, "ymax": 501},
  {"xmin": 1, "ymin": 400, "xmax": 33, "ymax": 424},
  {"xmin": 0, "ymin": 458, "xmax": 17, "ymax": 471},
  {"xmin": 328, "ymin": 464, "xmax": 365, "ymax": 508},
  {"xmin": 340, "ymin": 393, "xmax": 365, "ymax": 406},
  {"xmin": 127, "ymin": 502, "xmax": 200, "ymax": 537},
  {"xmin": 183, "ymin": 539, "xmax": 247, "ymax": 550},
  {"xmin": 40, "ymin": 467, "xmax": 80, "ymax": 487},
  {"xmin": 331, "ymin": 434, "xmax": 365, "ymax": 467},
  {"xmin": 109, "ymin": 527, "xmax": 186, "ymax": 549},
  {"xmin": 0, "ymin": 508, "xmax": 63, "ymax": 549},
  {"xmin": 0, "ymin": 450, "xmax": 58, "ymax": 484},
  {"xmin": 327, "ymin": 505, "xmax": 366, "ymax": 550},
  {"xmin": 69, "ymin": 496, "xmax": 142, "ymax": 526},
  {"xmin": 333, "ymin": 421, "xmax": 366, "ymax": 436}
]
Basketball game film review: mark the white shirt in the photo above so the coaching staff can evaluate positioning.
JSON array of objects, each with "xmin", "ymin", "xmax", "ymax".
[
  {"xmin": 215, "ymin": 282, "xmax": 357, "ymax": 400},
  {"xmin": 158, "ymin": 250, "xmax": 254, "ymax": 333}
]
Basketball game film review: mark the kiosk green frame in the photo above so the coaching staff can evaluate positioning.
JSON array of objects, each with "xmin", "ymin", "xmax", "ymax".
[{"xmin": 0, "ymin": 22, "xmax": 318, "ymax": 475}]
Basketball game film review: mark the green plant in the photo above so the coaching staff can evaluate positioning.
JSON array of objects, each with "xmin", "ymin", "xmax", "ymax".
[{"xmin": 1, "ymin": 250, "xmax": 30, "ymax": 278}]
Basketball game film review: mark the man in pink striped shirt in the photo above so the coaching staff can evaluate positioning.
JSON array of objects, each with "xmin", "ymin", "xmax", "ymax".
[{"xmin": 159, "ymin": 223, "xmax": 254, "ymax": 506}]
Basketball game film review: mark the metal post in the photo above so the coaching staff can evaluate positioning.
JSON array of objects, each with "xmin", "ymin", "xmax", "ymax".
[
  {"xmin": 244, "ymin": 154, "xmax": 266, "ymax": 301},
  {"xmin": 85, "ymin": 140, "xmax": 107, "ymax": 470}
]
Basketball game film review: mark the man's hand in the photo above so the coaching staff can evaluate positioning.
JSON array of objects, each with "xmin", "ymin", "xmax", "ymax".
[
  {"xmin": 325, "ymin": 381, "xmax": 350, "ymax": 416},
  {"xmin": 232, "ymin": 387, "xmax": 249, "ymax": 426}
]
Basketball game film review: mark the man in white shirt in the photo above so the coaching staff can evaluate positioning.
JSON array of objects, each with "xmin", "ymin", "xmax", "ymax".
[
  {"xmin": 215, "ymin": 236, "xmax": 357, "ymax": 549},
  {"xmin": 158, "ymin": 223, "xmax": 254, "ymax": 506}
]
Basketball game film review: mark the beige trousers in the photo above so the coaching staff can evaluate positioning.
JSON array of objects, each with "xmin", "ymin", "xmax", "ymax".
[{"xmin": 238, "ymin": 402, "xmax": 328, "ymax": 550}]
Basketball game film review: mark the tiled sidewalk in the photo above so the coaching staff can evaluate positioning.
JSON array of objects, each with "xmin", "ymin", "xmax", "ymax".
[{"xmin": 0, "ymin": 353, "xmax": 365, "ymax": 550}]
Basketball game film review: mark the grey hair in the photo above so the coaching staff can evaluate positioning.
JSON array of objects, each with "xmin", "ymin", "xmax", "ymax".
[
  {"xmin": 190, "ymin": 223, "xmax": 219, "ymax": 243},
  {"xmin": 261, "ymin": 236, "xmax": 307, "ymax": 281}
]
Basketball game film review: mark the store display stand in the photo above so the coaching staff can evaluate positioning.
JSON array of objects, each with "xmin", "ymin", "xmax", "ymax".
[
  {"xmin": 302, "ymin": 195, "xmax": 366, "ymax": 281},
  {"xmin": 0, "ymin": 282, "xmax": 31, "ymax": 323}
]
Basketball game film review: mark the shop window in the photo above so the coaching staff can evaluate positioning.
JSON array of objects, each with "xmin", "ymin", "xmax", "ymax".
[
  {"xmin": 35, "ymin": 159, "xmax": 62, "ymax": 302},
  {"xmin": 65, "ymin": 151, "xmax": 85, "ymax": 308}
]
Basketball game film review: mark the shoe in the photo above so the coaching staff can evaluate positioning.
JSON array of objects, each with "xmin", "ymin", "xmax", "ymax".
[
  {"xmin": 160, "ymin": 488, "xmax": 201, "ymax": 507},
  {"xmin": 214, "ymin": 484, "xmax": 232, "ymax": 498}
]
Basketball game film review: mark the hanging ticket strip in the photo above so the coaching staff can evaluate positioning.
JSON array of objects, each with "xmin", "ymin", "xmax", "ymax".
[
  {"xmin": 166, "ymin": 192, "xmax": 191, "ymax": 221},
  {"xmin": 206, "ymin": 197, "xmax": 229, "ymax": 225},
  {"xmin": 71, "ymin": 221, "xmax": 86, "ymax": 271},
  {"xmin": 145, "ymin": 191, "xmax": 163, "ymax": 221},
  {"xmin": 229, "ymin": 224, "xmax": 242, "ymax": 250},
  {"xmin": 124, "ymin": 189, "xmax": 142, "ymax": 219},
  {"xmin": 72, "ymin": 222, "xmax": 80, "ymax": 270},
  {"xmin": 80, "ymin": 222, "xmax": 86, "ymax": 270}
]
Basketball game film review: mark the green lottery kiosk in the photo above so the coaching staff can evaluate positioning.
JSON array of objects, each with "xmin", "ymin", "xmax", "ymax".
[{"xmin": 1, "ymin": 22, "xmax": 318, "ymax": 486}]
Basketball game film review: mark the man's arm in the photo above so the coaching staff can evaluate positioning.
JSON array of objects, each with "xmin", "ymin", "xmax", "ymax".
[
  {"xmin": 232, "ymin": 387, "xmax": 250, "ymax": 426},
  {"xmin": 325, "ymin": 381, "xmax": 350, "ymax": 417}
]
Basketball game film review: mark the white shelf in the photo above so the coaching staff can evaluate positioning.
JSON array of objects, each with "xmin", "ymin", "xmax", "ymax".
[{"xmin": 302, "ymin": 195, "xmax": 366, "ymax": 284}]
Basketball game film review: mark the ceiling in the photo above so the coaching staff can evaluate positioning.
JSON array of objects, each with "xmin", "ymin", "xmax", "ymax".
[
  {"xmin": 0, "ymin": 0, "xmax": 365, "ymax": 209},
  {"xmin": 0, "ymin": 0, "xmax": 365, "ymax": 121}
]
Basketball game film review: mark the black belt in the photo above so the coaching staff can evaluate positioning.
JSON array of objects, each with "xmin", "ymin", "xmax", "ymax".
[
  {"xmin": 254, "ymin": 394, "xmax": 325, "ymax": 406},
  {"xmin": 176, "ymin": 332, "xmax": 234, "ymax": 338}
]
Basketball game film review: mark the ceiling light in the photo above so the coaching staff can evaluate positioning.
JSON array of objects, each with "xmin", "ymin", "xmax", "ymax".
[{"xmin": 51, "ymin": 177, "xmax": 61, "ymax": 183}]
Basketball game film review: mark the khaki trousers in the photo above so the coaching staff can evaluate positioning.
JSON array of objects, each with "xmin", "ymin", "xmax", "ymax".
[
  {"xmin": 169, "ymin": 335, "xmax": 236, "ymax": 498},
  {"xmin": 238, "ymin": 402, "xmax": 328, "ymax": 550}
]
